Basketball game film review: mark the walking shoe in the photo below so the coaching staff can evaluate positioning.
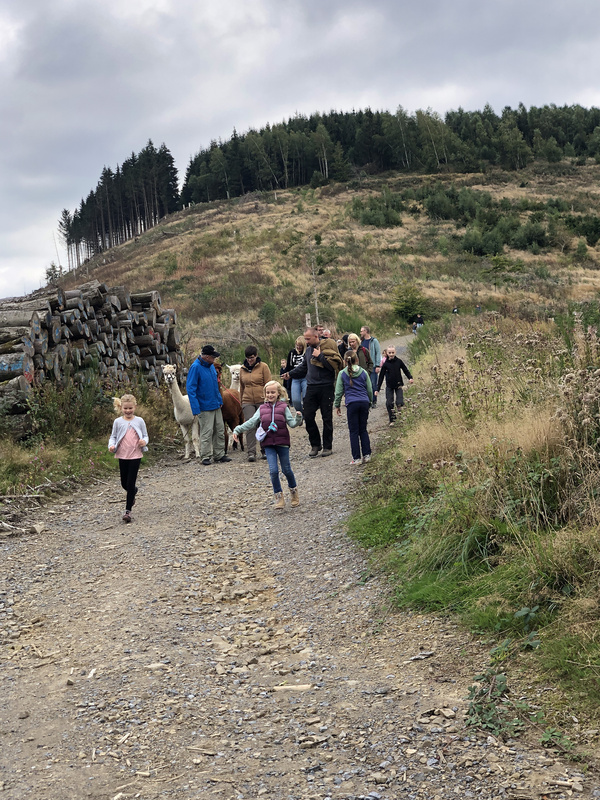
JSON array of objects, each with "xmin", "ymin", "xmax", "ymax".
[
  {"xmin": 290, "ymin": 487, "xmax": 300, "ymax": 507},
  {"xmin": 350, "ymin": 458, "xmax": 362, "ymax": 465},
  {"xmin": 371, "ymin": 401, "xmax": 377, "ymax": 409},
  {"xmin": 363, "ymin": 454, "xmax": 371, "ymax": 463},
  {"xmin": 321, "ymin": 448, "xmax": 332, "ymax": 457},
  {"xmin": 274, "ymin": 492, "xmax": 285, "ymax": 510},
  {"xmin": 309, "ymin": 446, "xmax": 322, "ymax": 458},
  {"xmin": 389, "ymin": 421, "xmax": 395, "ymax": 427},
  {"xmin": 215, "ymin": 455, "xmax": 232, "ymax": 463},
  {"xmin": 248, "ymin": 455, "xmax": 256, "ymax": 463},
  {"xmin": 261, "ymin": 453, "xmax": 267, "ymax": 460},
  {"xmin": 123, "ymin": 511, "xmax": 132, "ymax": 523},
  {"xmin": 201, "ymin": 458, "xmax": 212, "ymax": 466}
]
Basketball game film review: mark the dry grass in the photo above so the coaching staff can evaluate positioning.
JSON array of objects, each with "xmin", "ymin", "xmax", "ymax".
[{"xmin": 63, "ymin": 165, "xmax": 600, "ymax": 349}]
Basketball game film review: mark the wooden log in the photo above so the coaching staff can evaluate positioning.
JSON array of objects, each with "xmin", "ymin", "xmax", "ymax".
[
  {"xmin": 108, "ymin": 286, "xmax": 132, "ymax": 310},
  {"xmin": 48, "ymin": 316, "xmax": 62, "ymax": 344},
  {"xmin": 0, "ymin": 309, "xmax": 44, "ymax": 333},
  {"xmin": 65, "ymin": 297, "xmax": 84, "ymax": 311},
  {"xmin": 131, "ymin": 290, "xmax": 161, "ymax": 308},
  {"xmin": 158, "ymin": 309, "xmax": 177, "ymax": 324},
  {"xmin": 134, "ymin": 334, "xmax": 156, "ymax": 347},
  {"xmin": 88, "ymin": 341, "xmax": 106, "ymax": 357},
  {"xmin": 61, "ymin": 325, "xmax": 72, "ymax": 340},
  {"xmin": 0, "ymin": 326, "xmax": 32, "ymax": 344},
  {"xmin": 0, "ymin": 338, "xmax": 35, "ymax": 357},
  {"xmin": 33, "ymin": 338, "xmax": 49, "ymax": 356},
  {"xmin": 0, "ymin": 376, "xmax": 31, "ymax": 412},
  {"xmin": 0, "ymin": 352, "xmax": 34, "ymax": 381},
  {"xmin": 71, "ymin": 339, "xmax": 89, "ymax": 354},
  {"xmin": 68, "ymin": 320, "xmax": 85, "ymax": 338},
  {"xmin": 48, "ymin": 287, "xmax": 66, "ymax": 312},
  {"xmin": 51, "ymin": 343, "xmax": 70, "ymax": 364},
  {"xmin": 107, "ymin": 295, "xmax": 122, "ymax": 312},
  {"xmin": 167, "ymin": 328, "xmax": 180, "ymax": 348}
]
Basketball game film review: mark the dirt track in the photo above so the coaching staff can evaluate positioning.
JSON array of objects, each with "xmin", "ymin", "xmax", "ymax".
[{"xmin": 1, "ymin": 336, "xmax": 597, "ymax": 799}]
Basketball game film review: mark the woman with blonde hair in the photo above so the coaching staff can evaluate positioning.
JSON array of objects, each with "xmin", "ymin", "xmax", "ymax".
[
  {"xmin": 285, "ymin": 335, "xmax": 307, "ymax": 424},
  {"xmin": 347, "ymin": 333, "xmax": 374, "ymax": 373}
]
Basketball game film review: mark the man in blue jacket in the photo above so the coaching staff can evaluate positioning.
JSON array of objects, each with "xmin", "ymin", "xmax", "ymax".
[{"xmin": 186, "ymin": 345, "xmax": 232, "ymax": 466}]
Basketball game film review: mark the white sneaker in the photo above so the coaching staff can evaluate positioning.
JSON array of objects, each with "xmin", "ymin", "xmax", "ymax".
[
  {"xmin": 363, "ymin": 454, "xmax": 371, "ymax": 463},
  {"xmin": 350, "ymin": 458, "xmax": 362, "ymax": 465}
]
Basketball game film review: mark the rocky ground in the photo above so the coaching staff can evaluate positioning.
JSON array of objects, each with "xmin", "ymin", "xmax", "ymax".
[{"xmin": 1, "ymin": 336, "xmax": 599, "ymax": 800}]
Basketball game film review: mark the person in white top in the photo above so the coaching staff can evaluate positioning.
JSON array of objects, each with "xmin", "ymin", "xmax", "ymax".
[{"xmin": 108, "ymin": 393, "xmax": 148, "ymax": 523}]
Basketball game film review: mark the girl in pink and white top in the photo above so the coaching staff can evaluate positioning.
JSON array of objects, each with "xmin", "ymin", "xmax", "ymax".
[{"xmin": 108, "ymin": 393, "xmax": 149, "ymax": 523}]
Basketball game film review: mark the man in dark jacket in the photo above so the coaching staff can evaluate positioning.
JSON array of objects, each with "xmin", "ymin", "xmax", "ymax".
[
  {"xmin": 186, "ymin": 345, "xmax": 232, "ymax": 465},
  {"xmin": 283, "ymin": 328, "xmax": 343, "ymax": 457},
  {"xmin": 375, "ymin": 345, "xmax": 413, "ymax": 426}
]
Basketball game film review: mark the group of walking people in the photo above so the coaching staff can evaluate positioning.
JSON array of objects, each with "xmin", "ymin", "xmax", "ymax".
[{"xmin": 109, "ymin": 324, "xmax": 413, "ymax": 520}]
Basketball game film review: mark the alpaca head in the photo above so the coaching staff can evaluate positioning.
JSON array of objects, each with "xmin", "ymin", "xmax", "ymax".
[
  {"xmin": 163, "ymin": 364, "xmax": 177, "ymax": 386},
  {"xmin": 226, "ymin": 363, "xmax": 242, "ymax": 388}
]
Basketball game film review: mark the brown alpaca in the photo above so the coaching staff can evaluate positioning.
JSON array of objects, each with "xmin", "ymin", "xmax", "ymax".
[{"xmin": 215, "ymin": 362, "xmax": 245, "ymax": 453}]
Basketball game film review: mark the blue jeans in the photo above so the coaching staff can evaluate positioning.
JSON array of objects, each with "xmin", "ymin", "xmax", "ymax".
[
  {"xmin": 346, "ymin": 402, "xmax": 371, "ymax": 460},
  {"xmin": 291, "ymin": 378, "xmax": 307, "ymax": 414},
  {"xmin": 265, "ymin": 445, "xmax": 297, "ymax": 494}
]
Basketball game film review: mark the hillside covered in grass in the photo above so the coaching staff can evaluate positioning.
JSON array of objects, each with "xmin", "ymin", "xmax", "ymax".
[{"xmin": 62, "ymin": 161, "xmax": 600, "ymax": 358}]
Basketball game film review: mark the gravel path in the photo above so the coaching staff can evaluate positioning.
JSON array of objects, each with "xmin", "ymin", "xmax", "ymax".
[{"xmin": 1, "ymin": 336, "xmax": 598, "ymax": 799}]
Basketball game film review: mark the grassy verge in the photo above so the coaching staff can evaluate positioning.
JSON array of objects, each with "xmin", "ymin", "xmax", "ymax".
[{"xmin": 349, "ymin": 312, "xmax": 600, "ymax": 742}]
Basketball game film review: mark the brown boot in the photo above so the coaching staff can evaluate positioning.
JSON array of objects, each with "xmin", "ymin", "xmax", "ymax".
[
  {"xmin": 274, "ymin": 492, "xmax": 285, "ymax": 510},
  {"xmin": 290, "ymin": 487, "xmax": 299, "ymax": 507}
]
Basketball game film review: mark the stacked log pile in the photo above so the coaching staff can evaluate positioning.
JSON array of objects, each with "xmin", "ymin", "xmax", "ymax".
[{"xmin": 0, "ymin": 280, "xmax": 184, "ymax": 429}]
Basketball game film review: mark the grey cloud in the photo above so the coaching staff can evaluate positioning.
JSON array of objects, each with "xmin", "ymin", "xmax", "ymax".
[{"xmin": 1, "ymin": 0, "xmax": 600, "ymax": 297}]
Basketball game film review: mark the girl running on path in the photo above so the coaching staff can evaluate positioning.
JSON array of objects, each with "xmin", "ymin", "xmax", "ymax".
[
  {"xmin": 334, "ymin": 350, "xmax": 373, "ymax": 465},
  {"xmin": 233, "ymin": 380, "xmax": 302, "ymax": 510},
  {"xmin": 108, "ymin": 393, "xmax": 149, "ymax": 523}
]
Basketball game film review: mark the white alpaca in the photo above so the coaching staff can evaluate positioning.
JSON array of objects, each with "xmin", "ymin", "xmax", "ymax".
[
  {"xmin": 226, "ymin": 363, "xmax": 242, "ymax": 393},
  {"xmin": 162, "ymin": 364, "xmax": 200, "ymax": 459}
]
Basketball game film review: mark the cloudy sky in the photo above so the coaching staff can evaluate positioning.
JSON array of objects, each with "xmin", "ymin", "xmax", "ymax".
[{"xmin": 1, "ymin": 0, "xmax": 599, "ymax": 299}]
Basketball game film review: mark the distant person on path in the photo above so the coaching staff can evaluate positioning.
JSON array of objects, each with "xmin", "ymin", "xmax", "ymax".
[
  {"xmin": 285, "ymin": 335, "xmax": 307, "ymax": 425},
  {"xmin": 415, "ymin": 313, "xmax": 424, "ymax": 328},
  {"xmin": 375, "ymin": 345, "xmax": 413, "ymax": 426},
  {"xmin": 240, "ymin": 345, "xmax": 272, "ymax": 463},
  {"xmin": 334, "ymin": 350, "xmax": 373, "ymax": 465},
  {"xmin": 186, "ymin": 344, "xmax": 232, "ymax": 466},
  {"xmin": 347, "ymin": 333, "xmax": 374, "ymax": 372},
  {"xmin": 360, "ymin": 325, "xmax": 381, "ymax": 408},
  {"xmin": 109, "ymin": 393, "xmax": 149, "ymax": 523},
  {"xmin": 283, "ymin": 327, "xmax": 343, "ymax": 458},
  {"xmin": 233, "ymin": 381, "xmax": 302, "ymax": 510}
]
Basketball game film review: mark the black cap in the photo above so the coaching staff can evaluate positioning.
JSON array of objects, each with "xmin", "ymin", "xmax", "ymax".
[{"xmin": 201, "ymin": 344, "xmax": 220, "ymax": 357}]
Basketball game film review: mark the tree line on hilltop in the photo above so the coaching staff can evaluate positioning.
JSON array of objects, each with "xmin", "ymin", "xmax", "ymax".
[{"xmin": 58, "ymin": 103, "xmax": 600, "ymax": 269}]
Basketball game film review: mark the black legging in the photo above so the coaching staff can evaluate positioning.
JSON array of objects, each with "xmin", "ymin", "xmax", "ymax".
[{"xmin": 119, "ymin": 458, "xmax": 140, "ymax": 512}]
